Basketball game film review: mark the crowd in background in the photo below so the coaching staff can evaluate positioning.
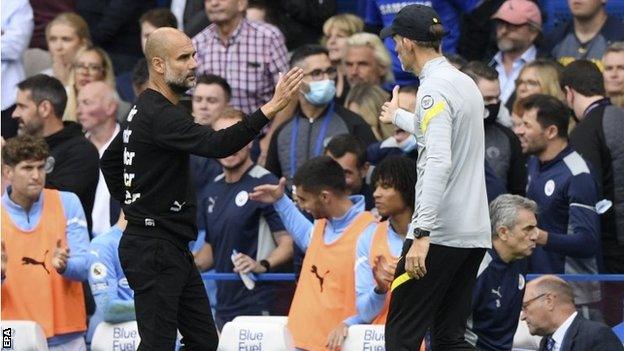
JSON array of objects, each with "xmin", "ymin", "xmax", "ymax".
[{"xmin": 1, "ymin": 0, "xmax": 624, "ymax": 350}]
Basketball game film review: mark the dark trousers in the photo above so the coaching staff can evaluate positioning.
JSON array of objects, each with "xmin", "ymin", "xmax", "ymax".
[
  {"xmin": 119, "ymin": 234, "xmax": 218, "ymax": 351},
  {"xmin": 385, "ymin": 240, "xmax": 485, "ymax": 351}
]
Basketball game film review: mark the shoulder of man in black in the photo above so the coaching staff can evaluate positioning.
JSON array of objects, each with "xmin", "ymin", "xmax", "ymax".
[
  {"xmin": 563, "ymin": 314, "xmax": 624, "ymax": 351},
  {"xmin": 334, "ymin": 104, "xmax": 378, "ymax": 146}
]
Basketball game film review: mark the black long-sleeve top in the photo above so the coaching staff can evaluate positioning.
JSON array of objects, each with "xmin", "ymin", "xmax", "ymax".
[{"xmin": 101, "ymin": 89, "xmax": 268, "ymax": 247}]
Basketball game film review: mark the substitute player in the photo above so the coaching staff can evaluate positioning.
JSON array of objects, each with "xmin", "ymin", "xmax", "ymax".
[{"xmin": 379, "ymin": 5, "xmax": 491, "ymax": 350}]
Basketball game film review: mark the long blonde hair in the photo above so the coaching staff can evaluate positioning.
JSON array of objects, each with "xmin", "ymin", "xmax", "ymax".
[
  {"xmin": 63, "ymin": 45, "xmax": 116, "ymax": 122},
  {"xmin": 322, "ymin": 14, "xmax": 364, "ymax": 45},
  {"xmin": 345, "ymin": 83, "xmax": 394, "ymax": 140},
  {"xmin": 517, "ymin": 59, "xmax": 564, "ymax": 101},
  {"xmin": 45, "ymin": 12, "xmax": 92, "ymax": 45}
]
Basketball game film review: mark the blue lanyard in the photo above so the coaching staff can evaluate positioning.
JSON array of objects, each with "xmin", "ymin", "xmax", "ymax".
[{"xmin": 289, "ymin": 102, "xmax": 334, "ymax": 176}]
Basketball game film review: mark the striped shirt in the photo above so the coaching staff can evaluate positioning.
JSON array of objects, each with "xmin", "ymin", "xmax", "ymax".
[{"xmin": 192, "ymin": 19, "xmax": 289, "ymax": 113}]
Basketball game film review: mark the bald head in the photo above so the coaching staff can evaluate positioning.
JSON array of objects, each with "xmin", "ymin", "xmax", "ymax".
[
  {"xmin": 145, "ymin": 27, "xmax": 192, "ymax": 62},
  {"xmin": 77, "ymin": 81, "xmax": 118, "ymax": 133},
  {"xmin": 527, "ymin": 275, "xmax": 575, "ymax": 305},
  {"xmin": 80, "ymin": 81, "xmax": 117, "ymax": 104}
]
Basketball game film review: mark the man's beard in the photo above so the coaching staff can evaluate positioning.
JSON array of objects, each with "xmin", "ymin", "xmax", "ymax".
[
  {"xmin": 164, "ymin": 65, "xmax": 195, "ymax": 95},
  {"xmin": 497, "ymin": 38, "xmax": 524, "ymax": 53}
]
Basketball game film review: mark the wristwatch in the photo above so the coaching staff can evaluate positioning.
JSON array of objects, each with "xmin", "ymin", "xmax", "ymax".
[
  {"xmin": 260, "ymin": 259, "xmax": 271, "ymax": 272},
  {"xmin": 413, "ymin": 228, "xmax": 430, "ymax": 239}
]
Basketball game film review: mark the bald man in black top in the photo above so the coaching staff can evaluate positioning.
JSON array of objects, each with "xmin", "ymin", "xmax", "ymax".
[{"xmin": 101, "ymin": 28, "xmax": 303, "ymax": 350}]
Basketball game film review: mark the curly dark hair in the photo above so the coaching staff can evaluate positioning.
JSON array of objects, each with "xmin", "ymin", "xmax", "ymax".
[
  {"xmin": 2, "ymin": 135, "xmax": 50, "ymax": 167},
  {"xmin": 371, "ymin": 156, "xmax": 417, "ymax": 209}
]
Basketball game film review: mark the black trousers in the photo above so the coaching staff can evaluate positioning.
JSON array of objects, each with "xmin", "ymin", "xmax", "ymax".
[
  {"xmin": 385, "ymin": 240, "xmax": 485, "ymax": 351},
  {"xmin": 119, "ymin": 234, "xmax": 218, "ymax": 351}
]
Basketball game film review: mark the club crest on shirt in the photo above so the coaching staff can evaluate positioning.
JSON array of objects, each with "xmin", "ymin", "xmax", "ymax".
[
  {"xmin": 544, "ymin": 180, "xmax": 556, "ymax": 196},
  {"xmin": 235, "ymin": 191, "xmax": 249, "ymax": 207},
  {"xmin": 45, "ymin": 156, "xmax": 55, "ymax": 174},
  {"xmin": 486, "ymin": 146, "xmax": 501, "ymax": 159},
  {"xmin": 518, "ymin": 274, "xmax": 525, "ymax": 290},
  {"xmin": 421, "ymin": 95, "xmax": 434, "ymax": 109},
  {"xmin": 91, "ymin": 262, "xmax": 107, "ymax": 280}
]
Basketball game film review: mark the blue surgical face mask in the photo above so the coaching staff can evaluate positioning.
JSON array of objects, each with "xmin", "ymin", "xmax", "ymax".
[{"xmin": 304, "ymin": 79, "xmax": 336, "ymax": 105}]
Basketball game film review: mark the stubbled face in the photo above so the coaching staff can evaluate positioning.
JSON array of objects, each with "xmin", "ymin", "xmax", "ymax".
[
  {"xmin": 295, "ymin": 187, "xmax": 328, "ymax": 219},
  {"xmin": 192, "ymin": 83, "xmax": 229, "ymax": 125},
  {"xmin": 516, "ymin": 67, "xmax": 542, "ymax": 100},
  {"xmin": 495, "ymin": 21, "xmax": 537, "ymax": 53},
  {"xmin": 12, "ymin": 90, "xmax": 44, "ymax": 137},
  {"xmin": 74, "ymin": 50, "xmax": 106, "ymax": 90},
  {"xmin": 345, "ymin": 46, "xmax": 384, "ymax": 86},
  {"xmin": 47, "ymin": 23, "xmax": 84, "ymax": 65},
  {"xmin": 326, "ymin": 151, "xmax": 365, "ymax": 195},
  {"xmin": 603, "ymin": 51, "xmax": 624, "ymax": 95},
  {"xmin": 517, "ymin": 107, "xmax": 548, "ymax": 155},
  {"xmin": 163, "ymin": 37, "xmax": 198, "ymax": 94},
  {"xmin": 205, "ymin": 0, "xmax": 244, "ymax": 24},
  {"xmin": 4, "ymin": 159, "xmax": 47, "ymax": 203},
  {"xmin": 373, "ymin": 181, "xmax": 407, "ymax": 217},
  {"xmin": 568, "ymin": 0, "xmax": 605, "ymax": 20}
]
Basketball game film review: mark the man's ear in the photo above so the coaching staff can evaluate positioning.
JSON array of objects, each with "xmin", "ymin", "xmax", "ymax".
[
  {"xmin": 545, "ymin": 124, "xmax": 560, "ymax": 140},
  {"xmin": 151, "ymin": 57, "xmax": 165, "ymax": 75},
  {"xmin": 37, "ymin": 100, "xmax": 54, "ymax": 119},
  {"xmin": 360, "ymin": 161, "xmax": 370, "ymax": 176},
  {"xmin": 497, "ymin": 226, "xmax": 509, "ymax": 242},
  {"xmin": 319, "ymin": 190, "xmax": 332, "ymax": 204}
]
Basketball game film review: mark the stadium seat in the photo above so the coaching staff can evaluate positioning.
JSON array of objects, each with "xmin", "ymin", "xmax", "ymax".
[
  {"xmin": 218, "ymin": 321, "xmax": 294, "ymax": 351},
  {"xmin": 0, "ymin": 320, "xmax": 49, "ymax": 351},
  {"xmin": 342, "ymin": 324, "xmax": 385, "ymax": 351},
  {"xmin": 232, "ymin": 315, "xmax": 288, "ymax": 325},
  {"xmin": 91, "ymin": 321, "xmax": 140, "ymax": 351},
  {"xmin": 512, "ymin": 318, "xmax": 540, "ymax": 351}
]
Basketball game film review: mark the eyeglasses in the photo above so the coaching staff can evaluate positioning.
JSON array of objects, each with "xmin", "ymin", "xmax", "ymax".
[
  {"xmin": 522, "ymin": 293, "xmax": 548, "ymax": 310},
  {"xmin": 73, "ymin": 63, "xmax": 104, "ymax": 74},
  {"xmin": 303, "ymin": 67, "xmax": 338, "ymax": 81},
  {"xmin": 515, "ymin": 78, "xmax": 540, "ymax": 88}
]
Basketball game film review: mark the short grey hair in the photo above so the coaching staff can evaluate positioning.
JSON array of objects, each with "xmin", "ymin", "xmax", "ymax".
[{"xmin": 489, "ymin": 194, "xmax": 538, "ymax": 240}]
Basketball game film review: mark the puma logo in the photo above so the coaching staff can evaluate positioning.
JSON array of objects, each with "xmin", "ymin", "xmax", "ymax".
[
  {"xmin": 491, "ymin": 286, "xmax": 502, "ymax": 299},
  {"xmin": 311, "ymin": 265, "xmax": 330, "ymax": 292},
  {"xmin": 170, "ymin": 201, "xmax": 186, "ymax": 212},
  {"xmin": 22, "ymin": 250, "xmax": 50, "ymax": 274}
]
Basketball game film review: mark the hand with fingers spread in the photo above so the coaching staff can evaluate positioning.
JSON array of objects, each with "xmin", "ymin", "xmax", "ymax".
[
  {"xmin": 261, "ymin": 67, "xmax": 305, "ymax": 118},
  {"xmin": 326, "ymin": 322, "xmax": 348, "ymax": 350},
  {"xmin": 1, "ymin": 241, "xmax": 7, "ymax": 280},
  {"xmin": 249, "ymin": 177, "xmax": 286, "ymax": 204},
  {"xmin": 379, "ymin": 85, "xmax": 400, "ymax": 124},
  {"xmin": 405, "ymin": 237, "xmax": 430, "ymax": 279},
  {"xmin": 232, "ymin": 252, "xmax": 266, "ymax": 274},
  {"xmin": 373, "ymin": 255, "xmax": 397, "ymax": 293},
  {"xmin": 52, "ymin": 239, "xmax": 70, "ymax": 274}
]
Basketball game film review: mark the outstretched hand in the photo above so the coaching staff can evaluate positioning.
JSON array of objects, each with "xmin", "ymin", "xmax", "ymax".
[
  {"xmin": 261, "ymin": 68, "xmax": 304, "ymax": 118},
  {"xmin": 379, "ymin": 85, "xmax": 400, "ymax": 124},
  {"xmin": 249, "ymin": 177, "xmax": 287, "ymax": 204}
]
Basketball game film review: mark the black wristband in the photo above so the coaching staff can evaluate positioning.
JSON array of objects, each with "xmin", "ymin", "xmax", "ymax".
[{"xmin": 260, "ymin": 259, "xmax": 271, "ymax": 272}]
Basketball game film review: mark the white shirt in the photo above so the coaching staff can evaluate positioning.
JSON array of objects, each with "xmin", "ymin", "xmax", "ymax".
[
  {"xmin": 91, "ymin": 124, "xmax": 120, "ymax": 236},
  {"xmin": 491, "ymin": 45, "xmax": 537, "ymax": 105},
  {"xmin": 170, "ymin": 0, "xmax": 186, "ymax": 31},
  {"xmin": 551, "ymin": 311, "xmax": 578, "ymax": 351},
  {"xmin": 1, "ymin": 0, "xmax": 33, "ymax": 110}
]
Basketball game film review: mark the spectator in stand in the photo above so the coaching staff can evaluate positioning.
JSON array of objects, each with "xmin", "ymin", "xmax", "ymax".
[
  {"xmin": 131, "ymin": 59, "xmax": 149, "ymax": 101},
  {"xmin": 363, "ymin": 0, "xmax": 481, "ymax": 87},
  {"xmin": 544, "ymin": 0, "xmax": 624, "ymax": 67},
  {"xmin": 488, "ymin": 0, "xmax": 542, "ymax": 107},
  {"xmin": 77, "ymin": 81, "xmax": 122, "ymax": 237},
  {"xmin": 1, "ymin": 0, "xmax": 34, "ymax": 140},
  {"xmin": 462, "ymin": 61, "xmax": 526, "ymax": 196},
  {"xmin": 192, "ymin": 74, "xmax": 232, "ymax": 127},
  {"xmin": 324, "ymin": 134, "xmax": 374, "ymax": 211},
  {"xmin": 86, "ymin": 213, "xmax": 134, "ymax": 343},
  {"xmin": 75, "ymin": 0, "xmax": 156, "ymax": 74},
  {"xmin": 249, "ymin": 156, "xmax": 376, "ymax": 350},
  {"xmin": 321, "ymin": 14, "xmax": 364, "ymax": 105},
  {"xmin": 265, "ymin": 45, "xmax": 376, "ymax": 187},
  {"xmin": 603, "ymin": 42, "xmax": 624, "ymax": 108},
  {"xmin": 42, "ymin": 13, "xmax": 92, "ymax": 86},
  {"xmin": 344, "ymin": 33, "xmax": 393, "ymax": 89},
  {"xmin": 116, "ymin": 8, "xmax": 178, "ymax": 104},
  {"xmin": 28, "ymin": 0, "xmax": 75, "ymax": 50},
  {"xmin": 562, "ymin": 60, "xmax": 624, "ymax": 326},
  {"xmin": 344, "ymin": 83, "xmax": 394, "ymax": 141},
  {"xmin": 354, "ymin": 156, "xmax": 416, "ymax": 324},
  {"xmin": 466, "ymin": 194, "xmax": 539, "ymax": 351},
  {"xmin": 194, "ymin": 110, "xmax": 294, "ymax": 329},
  {"xmin": 192, "ymin": 0, "xmax": 288, "ymax": 114},
  {"xmin": 517, "ymin": 94, "xmax": 602, "ymax": 318},
  {"xmin": 64, "ymin": 45, "xmax": 130, "ymax": 124},
  {"xmin": 521, "ymin": 275, "xmax": 624, "ymax": 351},
  {"xmin": 1, "ymin": 135, "xmax": 90, "ymax": 350},
  {"xmin": 12, "ymin": 74, "xmax": 100, "ymax": 234}
]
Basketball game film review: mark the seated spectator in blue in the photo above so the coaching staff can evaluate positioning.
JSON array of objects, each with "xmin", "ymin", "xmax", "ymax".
[
  {"xmin": 466, "ymin": 194, "xmax": 539, "ymax": 351},
  {"xmin": 265, "ymin": 45, "xmax": 377, "ymax": 187},
  {"xmin": 544, "ymin": 0, "xmax": 624, "ymax": 68},
  {"xmin": 249, "ymin": 156, "xmax": 376, "ymax": 350},
  {"xmin": 363, "ymin": 0, "xmax": 481, "ymax": 87},
  {"xmin": 1, "ymin": 135, "xmax": 90, "ymax": 350},
  {"xmin": 325, "ymin": 134, "xmax": 374, "ymax": 210},
  {"xmin": 86, "ymin": 212, "xmax": 134, "ymax": 343},
  {"xmin": 354, "ymin": 156, "xmax": 416, "ymax": 324},
  {"xmin": 517, "ymin": 94, "xmax": 602, "ymax": 314},
  {"xmin": 193, "ymin": 110, "xmax": 294, "ymax": 329}
]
